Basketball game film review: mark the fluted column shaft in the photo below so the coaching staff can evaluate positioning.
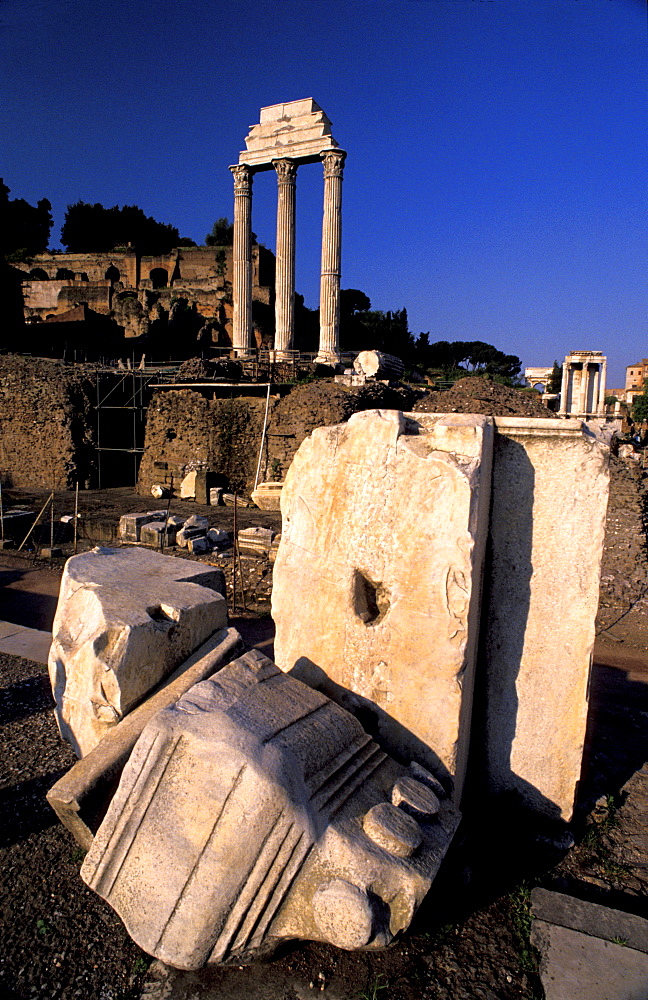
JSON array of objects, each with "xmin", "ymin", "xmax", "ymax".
[
  {"xmin": 317, "ymin": 149, "xmax": 346, "ymax": 363},
  {"xmin": 597, "ymin": 360, "xmax": 607, "ymax": 414},
  {"xmin": 230, "ymin": 163, "xmax": 254, "ymax": 355},
  {"xmin": 273, "ymin": 159, "xmax": 297, "ymax": 357},
  {"xmin": 578, "ymin": 364, "xmax": 589, "ymax": 416},
  {"xmin": 559, "ymin": 361, "xmax": 569, "ymax": 415}
]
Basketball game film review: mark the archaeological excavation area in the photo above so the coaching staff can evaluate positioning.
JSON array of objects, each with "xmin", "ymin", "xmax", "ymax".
[{"xmin": 2, "ymin": 367, "xmax": 648, "ymax": 1000}]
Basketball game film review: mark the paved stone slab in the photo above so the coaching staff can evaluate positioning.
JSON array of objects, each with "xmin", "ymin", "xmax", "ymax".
[
  {"xmin": 0, "ymin": 620, "xmax": 52, "ymax": 664},
  {"xmin": 273, "ymin": 409, "xmax": 493, "ymax": 801},
  {"xmin": 531, "ymin": 888, "xmax": 648, "ymax": 953},
  {"xmin": 531, "ymin": 920, "xmax": 648, "ymax": 1000}
]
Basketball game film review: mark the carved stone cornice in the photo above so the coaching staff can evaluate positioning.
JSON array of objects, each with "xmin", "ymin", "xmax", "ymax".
[
  {"xmin": 321, "ymin": 149, "xmax": 346, "ymax": 178},
  {"xmin": 272, "ymin": 158, "xmax": 298, "ymax": 184},
  {"xmin": 230, "ymin": 163, "xmax": 253, "ymax": 196}
]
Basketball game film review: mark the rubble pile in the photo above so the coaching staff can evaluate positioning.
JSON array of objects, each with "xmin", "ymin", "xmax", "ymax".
[
  {"xmin": 597, "ymin": 455, "xmax": 648, "ymax": 626},
  {"xmin": 413, "ymin": 376, "xmax": 556, "ymax": 418}
]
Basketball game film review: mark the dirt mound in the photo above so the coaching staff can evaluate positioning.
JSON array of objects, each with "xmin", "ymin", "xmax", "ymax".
[{"xmin": 413, "ymin": 376, "xmax": 556, "ymax": 418}]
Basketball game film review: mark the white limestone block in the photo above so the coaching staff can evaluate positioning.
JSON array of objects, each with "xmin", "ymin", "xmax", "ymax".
[
  {"xmin": 48, "ymin": 547, "xmax": 228, "ymax": 757},
  {"xmin": 272, "ymin": 409, "xmax": 493, "ymax": 801},
  {"xmin": 81, "ymin": 648, "xmax": 460, "ymax": 968},
  {"xmin": 118, "ymin": 511, "xmax": 166, "ymax": 542},
  {"xmin": 481, "ymin": 417, "xmax": 610, "ymax": 819},
  {"xmin": 238, "ymin": 526, "xmax": 274, "ymax": 554},
  {"xmin": 180, "ymin": 471, "xmax": 197, "ymax": 498}
]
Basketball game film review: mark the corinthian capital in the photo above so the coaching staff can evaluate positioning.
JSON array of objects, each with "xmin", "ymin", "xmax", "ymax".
[
  {"xmin": 272, "ymin": 158, "xmax": 298, "ymax": 183},
  {"xmin": 230, "ymin": 163, "xmax": 254, "ymax": 195},
  {"xmin": 321, "ymin": 149, "xmax": 347, "ymax": 178}
]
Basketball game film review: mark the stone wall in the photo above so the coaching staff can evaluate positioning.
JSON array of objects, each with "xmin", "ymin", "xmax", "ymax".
[
  {"xmin": 137, "ymin": 380, "xmax": 421, "ymax": 495},
  {"xmin": 0, "ymin": 356, "xmax": 97, "ymax": 489},
  {"xmin": 137, "ymin": 389, "xmax": 269, "ymax": 495}
]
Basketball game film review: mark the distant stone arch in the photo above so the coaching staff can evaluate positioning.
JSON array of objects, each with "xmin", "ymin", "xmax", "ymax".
[
  {"xmin": 105, "ymin": 265, "xmax": 121, "ymax": 283},
  {"xmin": 531, "ymin": 381, "xmax": 546, "ymax": 393},
  {"xmin": 56, "ymin": 267, "xmax": 75, "ymax": 280},
  {"xmin": 149, "ymin": 268, "xmax": 168, "ymax": 289},
  {"xmin": 29, "ymin": 268, "xmax": 49, "ymax": 280}
]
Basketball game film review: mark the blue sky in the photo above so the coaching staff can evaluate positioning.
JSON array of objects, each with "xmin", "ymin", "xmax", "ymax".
[{"xmin": 1, "ymin": 0, "xmax": 646, "ymax": 387}]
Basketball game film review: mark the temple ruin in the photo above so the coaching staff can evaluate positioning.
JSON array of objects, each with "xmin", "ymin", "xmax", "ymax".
[{"xmin": 231, "ymin": 99, "xmax": 346, "ymax": 362}]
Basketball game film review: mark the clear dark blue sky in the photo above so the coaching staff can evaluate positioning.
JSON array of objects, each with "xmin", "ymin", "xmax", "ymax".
[{"xmin": 1, "ymin": 0, "xmax": 646, "ymax": 387}]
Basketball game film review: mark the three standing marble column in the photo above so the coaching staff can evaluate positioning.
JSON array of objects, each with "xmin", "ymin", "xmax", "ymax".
[{"xmin": 230, "ymin": 150, "xmax": 346, "ymax": 361}]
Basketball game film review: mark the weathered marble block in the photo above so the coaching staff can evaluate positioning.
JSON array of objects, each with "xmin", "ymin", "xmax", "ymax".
[
  {"xmin": 272, "ymin": 409, "xmax": 494, "ymax": 801},
  {"xmin": 47, "ymin": 627, "xmax": 245, "ymax": 851},
  {"xmin": 118, "ymin": 511, "xmax": 166, "ymax": 542},
  {"xmin": 139, "ymin": 520, "xmax": 176, "ymax": 547},
  {"xmin": 480, "ymin": 417, "xmax": 610, "ymax": 819},
  {"xmin": 238, "ymin": 526, "xmax": 274, "ymax": 555},
  {"xmin": 81, "ymin": 648, "xmax": 460, "ymax": 968},
  {"xmin": 48, "ymin": 547, "xmax": 228, "ymax": 757}
]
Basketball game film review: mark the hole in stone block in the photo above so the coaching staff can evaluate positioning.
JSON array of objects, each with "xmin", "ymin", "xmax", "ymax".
[
  {"xmin": 353, "ymin": 570, "xmax": 390, "ymax": 626},
  {"xmin": 146, "ymin": 604, "xmax": 178, "ymax": 625}
]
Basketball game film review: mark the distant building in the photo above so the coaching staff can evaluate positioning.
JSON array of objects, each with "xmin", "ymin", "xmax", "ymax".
[
  {"xmin": 625, "ymin": 359, "xmax": 648, "ymax": 393},
  {"xmin": 558, "ymin": 351, "xmax": 607, "ymax": 419}
]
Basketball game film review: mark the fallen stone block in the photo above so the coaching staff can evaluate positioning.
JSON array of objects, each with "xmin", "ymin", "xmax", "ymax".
[
  {"xmin": 180, "ymin": 471, "xmax": 197, "ymax": 499},
  {"xmin": 353, "ymin": 350, "xmax": 405, "ymax": 381},
  {"xmin": 251, "ymin": 482, "xmax": 283, "ymax": 511},
  {"xmin": 273, "ymin": 409, "xmax": 493, "ymax": 801},
  {"xmin": 81, "ymin": 648, "xmax": 460, "ymax": 968},
  {"xmin": 118, "ymin": 511, "xmax": 166, "ymax": 543},
  {"xmin": 48, "ymin": 547, "xmax": 228, "ymax": 757},
  {"xmin": 47, "ymin": 627, "xmax": 245, "ymax": 851},
  {"xmin": 209, "ymin": 487, "xmax": 224, "ymax": 506},
  {"xmin": 188, "ymin": 535, "xmax": 210, "ymax": 555},
  {"xmin": 139, "ymin": 520, "xmax": 176, "ymax": 548},
  {"xmin": 238, "ymin": 526, "xmax": 274, "ymax": 555},
  {"xmin": 184, "ymin": 514, "xmax": 209, "ymax": 529},
  {"xmin": 207, "ymin": 527, "xmax": 229, "ymax": 547}
]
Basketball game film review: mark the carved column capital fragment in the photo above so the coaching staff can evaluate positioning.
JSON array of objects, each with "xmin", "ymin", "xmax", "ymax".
[
  {"xmin": 321, "ymin": 148, "xmax": 346, "ymax": 178},
  {"xmin": 230, "ymin": 162, "xmax": 253, "ymax": 195},
  {"xmin": 272, "ymin": 157, "xmax": 298, "ymax": 183}
]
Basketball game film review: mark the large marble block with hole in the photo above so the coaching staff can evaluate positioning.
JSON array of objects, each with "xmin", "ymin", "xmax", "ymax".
[
  {"xmin": 272, "ymin": 409, "xmax": 493, "ymax": 801},
  {"xmin": 48, "ymin": 547, "xmax": 227, "ymax": 757},
  {"xmin": 81, "ymin": 648, "xmax": 460, "ymax": 969}
]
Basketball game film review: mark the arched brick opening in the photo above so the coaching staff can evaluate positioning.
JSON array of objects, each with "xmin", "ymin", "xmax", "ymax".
[{"xmin": 149, "ymin": 268, "xmax": 168, "ymax": 289}]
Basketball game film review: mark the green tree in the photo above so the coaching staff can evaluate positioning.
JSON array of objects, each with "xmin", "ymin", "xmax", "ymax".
[
  {"xmin": 548, "ymin": 360, "xmax": 562, "ymax": 393},
  {"xmin": 61, "ymin": 201, "xmax": 180, "ymax": 254},
  {"xmin": 205, "ymin": 217, "xmax": 234, "ymax": 246},
  {"xmin": 0, "ymin": 179, "xmax": 52, "ymax": 260},
  {"xmin": 632, "ymin": 380, "xmax": 648, "ymax": 423}
]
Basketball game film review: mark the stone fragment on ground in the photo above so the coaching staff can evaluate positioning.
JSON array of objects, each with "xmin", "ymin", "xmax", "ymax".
[
  {"xmin": 81, "ymin": 648, "xmax": 460, "ymax": 969},
  {"xmin": 48, "ymin": 546, "xmax": 227, "ymax": 756}
]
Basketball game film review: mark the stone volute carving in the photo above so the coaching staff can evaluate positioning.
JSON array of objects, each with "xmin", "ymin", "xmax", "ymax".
[{"xmin": 81, "ymin": 649, "xmax": 459, "ymax": 968}]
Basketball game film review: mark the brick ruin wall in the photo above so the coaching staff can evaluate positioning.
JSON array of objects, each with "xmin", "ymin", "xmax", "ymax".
[
  {"xmin": 137, "ymin": 380, "xmax": 420, "ymax": 495},
  {"xmin": 0, "ymin": 356, "xmax": 97, "ymax": 489}
]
